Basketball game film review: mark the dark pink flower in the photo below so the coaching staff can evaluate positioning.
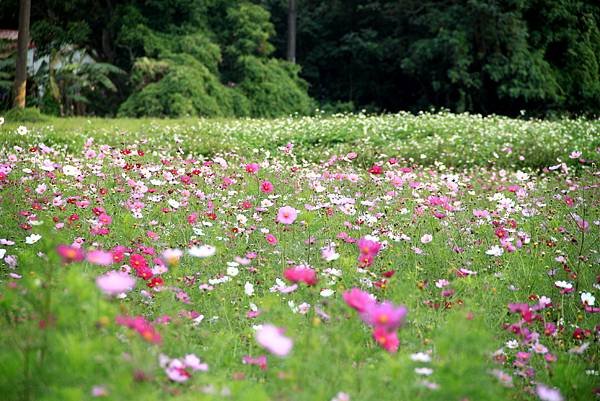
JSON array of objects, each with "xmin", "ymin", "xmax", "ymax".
[
  {"xmin": 260, "ymin": 180, "xmax": 274, "ymax": 194},
  {"xmin": 372, "ymin": 327, "xmax": 399, "ymax": 353}
]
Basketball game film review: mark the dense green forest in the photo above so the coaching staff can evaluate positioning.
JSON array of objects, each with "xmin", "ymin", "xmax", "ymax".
[{"xmin": 1, "ymin": 0, "xmax": 599, "ymax": 117}]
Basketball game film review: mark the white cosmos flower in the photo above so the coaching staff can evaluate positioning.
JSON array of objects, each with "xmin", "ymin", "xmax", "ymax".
[
  {"xmin": 236, "ymin": 214, "xmax": 248, "ymax": 225},
  {"xmin": 62, "ymin": 165, "xmax": 81, "ymax": 176},
  {"xmin": 188, "ymin": 245, "xmax": 216, "ymax": 258},
  {"xmin": 415, "ymin": 367, "xmax": 433, "ymax": 376},
  {"xmin": 486, "ymin": 245, "xmax": 504, "ymax": 257},
  {"xmin": 410, "ymin": 352, "xmax": 432, "ymax": 363},
  {"xmin": 213, "ymin": 157, "xmax": 228, "ymax": 168},
  {"xmin": 420, "ymin": 234, "xmax": 433, "ymax": 244},
  {"xmin": 25, "ymin": 234, "xmax": 42, "ymax": 244},
  {"xmin": 320, "ymin": 288, "xmax": 334, "ymax": 297},
  {"xmin": 581, "ymin": 292, "xmax": 595, "ymax": 306},
  {"xmin": 17, "ymin": 125, "xmax": 28, "ymax": 136},
  {"xmin": 167, "ymin": 199, "xmax": 180, "ymax": 209},
  {"xmin": 0, "ymin": 117, "xmax": 4, "ymax": 125},
  {"xmin": 226, "ymin": 265, "xmax": 239, "ymax": 277},
  {"xmin": 554, "ymin": 280, "xmax": 572, "ymax": 289},
  {"xmin": 244, "ymin": 282, "xmax": 254, "ymax": 296},
  {"xmin": 41, "ymin": 160, "xmax": 55, "ymax": 171}
]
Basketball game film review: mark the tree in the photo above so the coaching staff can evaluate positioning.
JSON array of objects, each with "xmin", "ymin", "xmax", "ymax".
[
  {"xmin": 12, "ymin": 0, "xmax": 31, "ymax": 109},
  {"xmin": 287, "ymin": 0, "xmax": 297, "ymax": 63}
]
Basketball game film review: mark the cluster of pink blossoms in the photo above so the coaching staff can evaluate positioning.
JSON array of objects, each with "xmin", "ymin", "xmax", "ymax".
[
  {"xmin": 283, "ymin": 264, "xmax": 317, "ymax": 286},
  {"xmin": 356, "ymin": 237, "xmax": 381, "ymax": 268},
  {"xmin": 159, "ymin": 353, "xmax": 208, "ymax": 382},
  {"xmin": 115, "ymin": 315, "xmax": 162, "ymax": 345},
  {"xmin": 343, "ymin": 288, "xmax": 407, "ymax": 353},
  {"xmin": 56, "ymin": 244, "xmax": 113, "ymax": 266}
]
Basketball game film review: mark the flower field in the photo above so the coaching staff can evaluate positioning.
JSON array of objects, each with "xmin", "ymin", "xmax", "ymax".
[{"xmin": 0, "ymin": 113, "xmax": 598, "ymax": 401}]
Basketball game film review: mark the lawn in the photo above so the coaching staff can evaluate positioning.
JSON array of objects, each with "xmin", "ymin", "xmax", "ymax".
[{"xmin": 0, "ymin": 113, "xmax": 598, "ymax": 401}]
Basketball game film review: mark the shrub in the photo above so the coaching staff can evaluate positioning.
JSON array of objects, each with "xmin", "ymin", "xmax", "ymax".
[
  {"xmin": 3, "ymin": 107, "xmax": 48, "ymax": 122},
  {"xmin": 235, "ymin": 56, "xmax": 314, "ymax": 117}
]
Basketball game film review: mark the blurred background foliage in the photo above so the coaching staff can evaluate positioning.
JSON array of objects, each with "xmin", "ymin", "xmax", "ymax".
[{"xmin": 0, "ymin": 0, "xmax": 598, "ymax": 117}]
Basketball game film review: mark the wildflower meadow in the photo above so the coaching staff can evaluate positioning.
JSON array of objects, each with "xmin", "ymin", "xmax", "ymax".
[{"xmin": 0, "ymin": 113, "xmax": 598, "ymax": 401}]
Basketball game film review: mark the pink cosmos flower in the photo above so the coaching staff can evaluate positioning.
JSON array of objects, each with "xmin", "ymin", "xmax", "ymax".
[
  {"xmin": 96, "ymin": 271, "xmax": 135, "ymax": 296},
  {"xmin": 260, "ymin": 180, "xmax": 274, "ymax": 194},
  {"xmin": 536, "ymin": 384, "xmax": 563, "ymax": 401},
  {"xmin": 187, "ymin": 213, "xmax": 198, "ymax": 225},
  {"xmin": 369, "ymin": 165, "xmax": 383, "ymax": 175},
  {"xmin": 161, "ymin": 248, "xmax": 183, "ymax": 266},
  {"xmin": 115, "ymin": 315, "xmax": 161, "ymax": 344},
  {"xmin": 57, "ymin": 244, "xmax": 85, "ymax": 264},
  {"xmin": 86, "ymin": 250, "xmax": 114, "ymax": 266},
  {"xmin": 283, "ymin": 265, "xmax": 317, "ymax": 286},
  {"xmin": 242, "ymin": 355, "xmax": 268, "ymax": 370},
  {"xmin": 183, "ymin": 354, "xmax": 209, "ymax": 371},
  {"xmin": 473, "ymin": 209, "xmax": 490, "ymax": 219},
  {"xmin": 357, "ymin": 237, "xmax": 381, "ymax": 256},
  {"xmin": 129, "ymin": 254, "xmax": 148, "ymax": 269},
  {"xmin": 91, "ymin": 386, "xmax": 108, "ymax": 397},
  {"xmin": 277, "ymin": 206, "xmax": 298, "ymax": 225},
  {"xmin": 372, "ymin": 326, "xmax": 399, "ymax": 353},
  {"xmin": 165, "ymin": 359, "xmax": 191, "ymax": 382},
  {"xmin": 265, "ymin": 233, "xmax": 278, "ymax": 245},
  {"xmin": 98, "ymin": 213, "xmax": 112, "ymax": 226},
  {"xmin": 321, "ymin": 244, "xmax": 340, "ymax": 261},
  {"xmin": 245, "ymin": 163, "xmax": 260, "ymax": 174},
  {"xmin": 361, "ymin": 301, "xmax": 408, "ymax": 332},
  {"xmin": 255, "ymin": 324, "xmax": 293, "ymax": 357},
  {"xmin": 343, "ymin": 288, "xmax": 376, "ymax": 313},
  {"xmin": 420, "ymin": 234, "xmax": 433, "ymax": 244}
]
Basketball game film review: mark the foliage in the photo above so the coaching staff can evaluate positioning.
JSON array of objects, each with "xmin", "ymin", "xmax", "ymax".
[
  {"xmin": 263, "ymin": 0, "xmax": 600, "ymax": 116},
  {"xmin": 234, "ymin": 56, "xmax": 313, "ymax": 117},
  {"xmin": 32, "ymin": 48, "xmax": 126, "ymax": 116},
  {"xmin": 1, "ymin": 0, "xmax": 599, "ymax": 116},
  {"xmin": 2, "ymin": 106, "xmax": 47, "ymax": 122},
  {"xmin": 118, "ymin": 60, "xmax": 249, "ymax": 118}
]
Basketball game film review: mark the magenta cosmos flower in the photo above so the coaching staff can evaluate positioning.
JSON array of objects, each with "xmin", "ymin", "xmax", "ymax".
[
  {"xmin": 260, "ymin": 180, "xmax": 274, "ymax": 194},
  {"xmin": 372, "ymin": 326, "xmax": 400, "ymax": 353},
  {"xmin": 283, "ymin": 265, "xmax": 317, "ymax": 286},
  {"xmin": 245, "ymin": 163, "xmax": 260, "ymax": 174},
  {"xmin": 277, "ymin": 206, "xmax": 298, "ymax": 225},
  {"xmin": 265, "ymin": 233, "xmax": 278, "ymax": 245},
  {"xmin": 255, "ymin": 324, "xmax": 293, "ymax": 357},
  {"xmin": 96, "ymin": 271, "xmax": 135, "ymax": 296},
  {"xmin": 343, "ymin": 288, "xmax": 376, "ymax": 313},
  {"xmin": 361, "ymin": 301, "xmax": 408, "ymax": 332}
]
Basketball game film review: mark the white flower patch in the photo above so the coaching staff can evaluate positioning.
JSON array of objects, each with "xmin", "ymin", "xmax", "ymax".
[{"xmin": 25, "ymin": 234, "xmax": 42, "ymax": 244}]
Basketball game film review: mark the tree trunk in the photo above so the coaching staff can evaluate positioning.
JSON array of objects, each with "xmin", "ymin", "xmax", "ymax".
[
  {"xmin": 287, "ymin": 0, "xmax": 297, "ymax": 63},
  {"xmin": 13, "ymin": 0, "xmax": 31, "ymax": 109}
]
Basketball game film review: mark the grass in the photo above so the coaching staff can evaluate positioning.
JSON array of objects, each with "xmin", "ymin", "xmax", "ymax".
[
  {"xmin": 0, "ymin": 112, "xmax": 598, "ymax": 401},
  {"xmin": 1, "ymin": 111, "xmax": 598, "ymax": 169}
]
